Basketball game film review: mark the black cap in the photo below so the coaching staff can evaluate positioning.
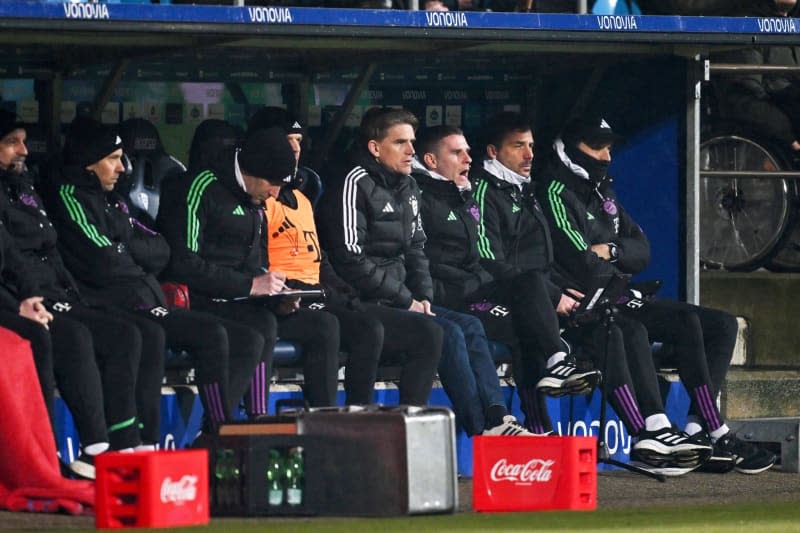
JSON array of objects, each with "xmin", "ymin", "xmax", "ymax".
[
  {"xmin": 561, "ymin": 116, "xmax": 621, "ymax": 148},
  {"xmin": 63, "ymin": 117, "xmax": 124, "ymax": 168},
  {"xmin": 247, "ymin": 106, "xmax": 304, "ymax": 137},
  {"xmin": 0, "ymin": 109, "xmax": 25, "ymax": 141},
  {"xmin": 238, "ymin": 126, "xmax": 296, "ymax": 185}
]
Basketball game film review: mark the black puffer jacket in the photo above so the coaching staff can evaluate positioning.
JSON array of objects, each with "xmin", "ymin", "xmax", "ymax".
[
  {"xmin": 156, "ymin": 148, "xmax": 267, "ymax": 301},
  {"xmin": 47, "ymin": 163, "xmax": 168, "ymax": 309},
  {"xmin": 472, "ymin": 165, "xmax": 563, "ymax": 305},
  {"xmin": 0, "ymin": 168, "xmax": 82, "ymax": 304},
  {"xmin": 413, "ymin": 169, "xmax": 493, "ymax": 309},
  {"xmin": 317, "ymin": 147, "xmax": 432, "ymax": 308},
  {"xmin": 0, "ymin": 220, "xmax": 38, "ymax": 311},
  {"xmin": 535, "ymin": 150, "xmax": 650, "ymax": 292}
]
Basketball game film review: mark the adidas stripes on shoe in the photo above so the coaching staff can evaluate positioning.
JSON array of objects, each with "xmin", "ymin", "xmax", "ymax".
[{"xmin": 536, "ymin": 357, "xmax": 601, "ymax": 397}]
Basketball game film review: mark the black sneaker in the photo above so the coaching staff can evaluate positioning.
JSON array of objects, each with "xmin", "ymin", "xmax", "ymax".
[
  {"xmin": 68, "ymin": 452, "xmax": 96, "ymax": 480},
  {"xmin": 632, "ymin": 427, "xmax": 712, "ymax": 468},
  {"xmin": 687, "ymin": 432, "xmax": 736, "ymax": 474},
  {"xmin": 536, "ymin": 357, "xmax": 601, "ymax": 397},
  {"xmin": 714, "ymin": 432, "xmax": 775, "ymax": 475}
]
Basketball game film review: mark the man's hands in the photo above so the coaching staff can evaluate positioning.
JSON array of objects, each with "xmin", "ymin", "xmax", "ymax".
[
  {"xmin": 556, "ymin": 288, "xmax": 585, "ymax": 316},
  {"xmin": 19, "ymin": 297, "xmax": 53, "ymax": 329},
  {"xmin": 251, "ymin": 271, "xmax": 288, "ymax": 296},
  {"xmin": 591, "ymin": 243, "xmax": 612, "ymax": 260},
  {"xmin": 408, "ymin": 299, "xmax": 436, "ymax": 316}
]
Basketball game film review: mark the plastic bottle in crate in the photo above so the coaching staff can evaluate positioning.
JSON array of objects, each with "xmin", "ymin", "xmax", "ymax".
[
  {"xmin": 285, "ymin": 447, "xmax": 304, "ymax": 506},
  {"xmin": 267, "ymin": 449, "xmax": 284, "ymax": 507}
]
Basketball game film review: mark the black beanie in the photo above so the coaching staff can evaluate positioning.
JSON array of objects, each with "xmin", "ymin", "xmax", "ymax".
[
  {"xmin": 561, "ymin": 116, "xmax": 621, "ymax": 148},
  {"xmin": 238, "ymin": 126, "xmax": 296, "ymax": 185},
  {"xmin": 247, "ymin": 106, "xmax": 304, "ymax": 137},
  {"xmin": 64, "ymin": 117, "xmax": 124, "ymax": 168},
  {"xmin": 0, "ymin": 109, "xmax": 24, "ymax": 141}
]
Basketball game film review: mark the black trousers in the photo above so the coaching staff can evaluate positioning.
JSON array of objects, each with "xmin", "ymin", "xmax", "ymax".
[
  {"xmin": 319, "ymin": 303, "xmax": 383, "ymax": 405},
  {"xmin": 622, "ymin": 298, "xmax": 737, "ymax": 432},
  {"xmin": 191, "ymin": 299, "xmax": 277, "ymax": 414},
  {"xmin": 117, "ymin": 307, "xmax": 263, "ymax": 433},
  {"xmin": 48, "ymin": 301, "xmax": 143, "ymax": 450},
  {"xmin": 464, "ymin": 271, "xmax": 565, "ymax": 434},
  {"xmin": 0, "ymin": 312, "xmax": 56, "ymax": 434},
  {"xmin": 354, "ymin": 303, "xmax": 441, "ymax": 406},
  {"xmin": 567, "ymin": 313, "xmax": 664, "ymax": 436}
]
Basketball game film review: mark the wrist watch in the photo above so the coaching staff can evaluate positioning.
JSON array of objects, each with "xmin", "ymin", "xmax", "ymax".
[{"xmin": 607, "ymin": 242, "xmax": 619, "ymax": 261}]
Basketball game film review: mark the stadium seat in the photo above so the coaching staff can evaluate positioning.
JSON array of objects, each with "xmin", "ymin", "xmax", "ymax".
[{"xmin": 118, "ymin": 118, "xmax": 186, "ymax": 225}]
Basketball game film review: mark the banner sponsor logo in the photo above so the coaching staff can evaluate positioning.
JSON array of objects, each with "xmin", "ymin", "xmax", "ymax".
[
  {"xmin": 596, "ymin": 15, "xmax": 638, "ymax": 30},
  {"xmin": 248, "ymin": 7, "xmax": 293, "ymax": 24},
  {"xmin": 63, "ymin": 2, "xmax": 110, "ymax": 20},
  {"xmin": 758, "ymin": 18, "xmax": 797, "ymax": 33},
  {"xmin": 425, "ymin": 11, "xmax": 468, "ymax": 28}
]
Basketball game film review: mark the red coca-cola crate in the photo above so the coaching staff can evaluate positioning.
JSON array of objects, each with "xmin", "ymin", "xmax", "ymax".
[
  {"xmin": 472, "ymin": 436, "xmax": 597, "ymax": 512},
  {"xmin": 95, "ymin": 450, "xmax": 209, "ymax": 529}
]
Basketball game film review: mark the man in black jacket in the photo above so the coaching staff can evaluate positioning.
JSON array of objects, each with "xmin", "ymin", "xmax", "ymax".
[
  {"xmin": 318, "ymin": 108, "xmax": 531, "ymax": 437},
  {"xmin": 48, "ymin": 117, "xmax": 263, "ymax": 436},
  {"xmin": 158, "ymin": 126, "xmax": 340, "ymax": 409},
  {"xmin": 474, "ymin": 111, "xmax": 713, "ymax": 475},
  {"xmin": 413, "ymin": 125, "xmax": 599, "ymax": 434},
  {"xmin": 0, "ymin": 112, "xmax": 146, "ymax": 479},
  {"xmin": 249, "ymin": 107, "xmax": 441, "ymax": 406},
  {"xmin": 537, "ymin": 115, "xmax": 774, "ymax": 474}
]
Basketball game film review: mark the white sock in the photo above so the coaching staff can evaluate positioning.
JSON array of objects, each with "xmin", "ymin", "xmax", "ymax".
[
  {"xmin": 684, "ymin": 422, "xmax": 704, "ymax": 436},
  {"xmin": 84, "ymin": 442, "xmax": 110, "ymax": 456},
  {"xmin": 645, "ymin": 413, "xmax": 671, "ymax": 432},
  {"xmin": 684, "ymin": 415, "xmax": 704, "ymax": 436},
  {"xmin": 547, "ymin": 351, "xmax": 568, "ymax": 369},
  {"xmin": 117, "ymin": 448, "xmax": 136, "ymax": 453},
  {"xmin": 710, "ymin": 424, "xmax": 730, "ymax": 442},
  {"xmin": 135, "ymin": 444, "xmax": 157, "ymax": 452}
]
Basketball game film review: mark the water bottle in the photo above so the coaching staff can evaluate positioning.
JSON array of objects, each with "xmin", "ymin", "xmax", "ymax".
[
  {"xmin": 285, "ymin": 447, "xmax": 304, "ymax": 506},
  {"xmin": 228, "ymin": 450, "xmax": 241, "ymax": 507},
  {"xmin": 267, "ymin": 448, "xmax": 284, "ymax": 507},
  {"xmin": 214, "ymin": 449, "xmax": 229, "ymax": 508}
]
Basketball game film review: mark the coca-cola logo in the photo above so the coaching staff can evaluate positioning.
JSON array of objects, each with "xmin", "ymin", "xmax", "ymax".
[
  {"xmin": 490, "ymin": 458, "xmax": 555, "ymax": 484},
  {"xmin": 160, "ymin": 475, "xmax": 198, "ymax": 505}
]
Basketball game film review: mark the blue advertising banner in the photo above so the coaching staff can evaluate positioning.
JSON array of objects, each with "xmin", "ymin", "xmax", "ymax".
[{"xmin": 3, "ymin": 3, "xmax": 799, "ymax": 36}]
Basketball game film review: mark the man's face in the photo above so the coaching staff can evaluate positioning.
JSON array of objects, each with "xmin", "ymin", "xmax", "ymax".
[
  {"xmin": 287, "ymin": 133, "xmax": 303, "ymax": 164},
  {"xmin": 577, "ymin": 141, "xmax": 613, "ymax": 162},
  {"xmin": 368, "ymin": 123, "xmax": 416, "ymax": 175},
  {"xmin": 86, "ymin": 148, "xmax": 124, "ymax": 192},
  {"xmin": 424, "ymin": 134, "xmax": 472, "ymax": 188},
  {"xmin": 488, "ymin": 129, "xmax": 534, "ymax": 177},
  {"xmin": 243, "ymin": 174, "xmax": 281, "ymax": 205},
  {"xmin": 0, "ymin": 128, "xmax": 28, "ymax": 175}
]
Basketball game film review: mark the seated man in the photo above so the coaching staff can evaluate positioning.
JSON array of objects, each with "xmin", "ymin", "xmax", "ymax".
[
  {"xmin": 473, "ymin": 111, "xmax": 713, "ymax": 474},
  {"xmin": 0, "ymin": 112, "xmax": 148, "ymax": 479},
  {"xmin": 157, "ymin": 125, "xmax": 340, "ymax": 411},
  {"xmin": 249, "ymin": 106, "xmax": 442, "ymax": 406},
  {"xmin": 413, "ymin": 125, "xmax": 600, "ymax": 434},
  {"xmin": 47, "ymin": 117, "xmax": 263, "ymax": 433},
  {"xmin": 537, "ymin": 114, "xmax": 775, "ymax": 474},
  {"xmin": 317, "ymin": 107, "xmax": 532, "ymax": 436}
]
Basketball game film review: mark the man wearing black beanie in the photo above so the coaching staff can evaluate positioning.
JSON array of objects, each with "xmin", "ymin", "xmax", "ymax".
[
  {"xmin": 0, "ymin": 113, "xmax": 150, "ymax": 479},
  {"xmin": 158, "ymin": 125, "xmax": 341, "ymax": 413},
  {"xmin": 537, "ymin": 114, "xmax": 775, "ymax": 475},
  {"xmin": 49, "ymin": 117, "xmax": 264, "ymax": 444}
]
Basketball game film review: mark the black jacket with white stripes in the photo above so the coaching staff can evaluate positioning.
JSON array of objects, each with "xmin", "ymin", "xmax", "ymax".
[{"xmin": 316, "ymin": 147, "xmax": 433, "ymax": 309}]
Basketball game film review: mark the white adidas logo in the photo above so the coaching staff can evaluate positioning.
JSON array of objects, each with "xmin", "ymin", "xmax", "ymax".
[{"xmin": 382, "ymin": 202, "xmax": 394, "ymax": 213}]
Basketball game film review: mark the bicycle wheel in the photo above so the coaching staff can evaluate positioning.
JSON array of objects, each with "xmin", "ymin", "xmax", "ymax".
[
  {"xmin": 699, "ymin": 135, "xmax": 793, "ymax": 271},
  {"xmin": 766, "ymin": 180, "xmax": 800, "ymax": 272}
]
